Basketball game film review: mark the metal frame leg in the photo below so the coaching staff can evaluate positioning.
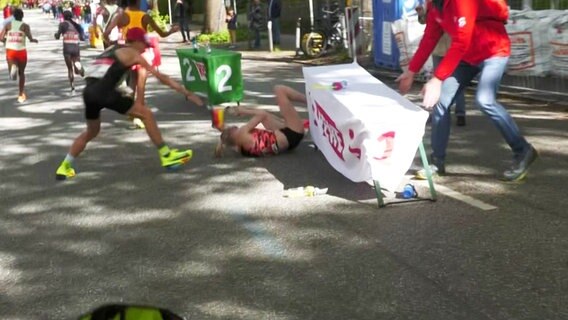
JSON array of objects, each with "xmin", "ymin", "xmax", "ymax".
[
  {"xmin": 418, "ymin": 141, "xmax": 437, "ymax": 201},
  {"xmin": 374, "ymin": 180, "xmax": 385, "ymax": 208},
  {"xmin": 373, "ymin": 141, "xmax": 437, "ymax": 208}
]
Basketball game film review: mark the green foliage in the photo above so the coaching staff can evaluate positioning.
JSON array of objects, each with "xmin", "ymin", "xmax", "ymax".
[
  {"xmin": 148, "ymin": 10, "xmax": 169, "ymax": 33},
  {"xmin": 197, "ymin": 30, "xmax": 229, "ymax": 44},
  {"xmin": 1, "ymin": 0, "xmax": 21, "ymax": 8},
  {"xmin": 529, "ymin": 0, "xmax": 568, "ymax": 9},
  {"xmin": 235, "ymin": 26, "xmax": 268, "ymax": 41},
  {"xmin": 235, "ymin": 27, "xmax": 248, "ymax": 41}
]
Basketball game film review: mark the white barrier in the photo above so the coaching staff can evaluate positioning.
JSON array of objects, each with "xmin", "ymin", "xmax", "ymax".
[
  {"xmin": 303, "ymin": 62, "xmax": 429, "ymax": 191},
  {"xmin": 549, "ymin": 14, "xmax": 568, "ymax": 77},
  {"xmin": 390, "ymin": 9, "xmax": 568, "ymax": 77},
  {"xmin": 506, "ymin": 10, "xmax": 564, "ymax": 76}
]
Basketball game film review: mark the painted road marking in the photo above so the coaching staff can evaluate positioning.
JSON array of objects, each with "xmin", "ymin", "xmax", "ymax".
[
  {"xmin": 230, "ymin": 211, "xmax": 287, "ymax": 258},
  {"xmin": 424, "ymin": 183, "xmax": 498, "ymax": 211}
]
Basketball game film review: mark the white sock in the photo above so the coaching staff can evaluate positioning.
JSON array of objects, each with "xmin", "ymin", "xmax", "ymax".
[{"xmin": 64, "ymin": 154, "xmax": 75, "ymax": 165}]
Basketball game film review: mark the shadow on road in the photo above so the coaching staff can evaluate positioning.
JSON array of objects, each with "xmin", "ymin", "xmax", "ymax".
[{"xmin": 1, "ymin": 10, "xmax": 568, "ymax": 320}]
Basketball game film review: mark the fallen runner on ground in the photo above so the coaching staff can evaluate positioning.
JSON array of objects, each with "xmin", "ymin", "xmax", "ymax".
[{"xmin": 215, "ymin": 85, "xmax": 306, "ymax": 158}]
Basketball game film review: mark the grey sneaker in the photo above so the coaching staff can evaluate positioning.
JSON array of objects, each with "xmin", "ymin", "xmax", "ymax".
[{"xmin": 503, "ymin": 144, "xmax": 538, "ymax": 182}]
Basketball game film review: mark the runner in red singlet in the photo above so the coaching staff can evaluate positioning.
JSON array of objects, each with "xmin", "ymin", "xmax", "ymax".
[{"xmin": 216, "ymin": 85, "xmax": 306, "ymax": 157}]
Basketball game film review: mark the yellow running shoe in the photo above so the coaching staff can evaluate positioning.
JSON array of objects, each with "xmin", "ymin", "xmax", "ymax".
[
  {"xmin": 56, "ymin": 161, "xmax": 76, "ymax": 180},
  {"xmin": 161, "ymin": 149, "xmax": 192, "ymax": 169}
]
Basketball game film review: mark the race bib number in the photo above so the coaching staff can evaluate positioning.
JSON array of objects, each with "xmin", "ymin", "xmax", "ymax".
[
  {"xmin": 63, "ymin": 31, "xmax": 80, "ymax": 44},
  {"xmin": 7, "ymin": 31, "xmax": 24, "ymax": 44}
]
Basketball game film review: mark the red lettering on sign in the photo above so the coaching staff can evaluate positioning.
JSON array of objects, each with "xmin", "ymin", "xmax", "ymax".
[
  {"xmin": 313, "ymin": 101, "xmax": 345, "ymax": 161},
  {"xmin": 312, "ymin": 104, "xmax": 318, "ymax": 127},
  {"xmin": 195, "ymin": 62, "xmax": 207, "ymax": 81},
  {"xmin": 347, "ymin": 129, "xmax": 361, "ymax": 159},
  {"xmin": 373, "ymin": 131, "xmax": 396, "ymax": 161}
]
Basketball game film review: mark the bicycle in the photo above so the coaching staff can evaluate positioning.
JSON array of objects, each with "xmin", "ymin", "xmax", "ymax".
[{"xmin": 301, "ymin": 3, "xmax": 345, "ymax": 58}]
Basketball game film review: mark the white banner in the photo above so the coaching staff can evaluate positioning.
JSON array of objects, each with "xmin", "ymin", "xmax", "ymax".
[{"xmin": 303, "ymin": 63, "xmax": 429, "ymax": 191}]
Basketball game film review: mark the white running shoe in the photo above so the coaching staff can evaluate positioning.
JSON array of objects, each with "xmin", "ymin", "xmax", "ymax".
[{"xmin": 74, "ymin": 61, "xmax": 85, "ymax": 77}]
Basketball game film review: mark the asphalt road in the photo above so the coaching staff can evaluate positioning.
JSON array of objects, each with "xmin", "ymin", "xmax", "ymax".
[{"xmin": 1, "ymin": 9, "xmax": 567, "ymax": 320}]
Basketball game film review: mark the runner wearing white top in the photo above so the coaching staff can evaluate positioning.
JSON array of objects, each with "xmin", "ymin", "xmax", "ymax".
[
  {"xmin": 93, "ymin": 0, "xmax": 119, "ymax": 48},
  {"xmin": 0, "ymin": 8, "xmax": 38, "ymax": 103}
]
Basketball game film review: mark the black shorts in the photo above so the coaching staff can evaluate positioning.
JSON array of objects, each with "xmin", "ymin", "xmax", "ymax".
[
  {"xmin": 280, "ymin": 127, "xmax": 304, "ymax": 151},
  {"xmin": 63, "ymin": 44, "xmax": 80, "ymax": 58},
  {"xmin": 83, "ymin": 78, "xmax": 134, "ymax": 120}
]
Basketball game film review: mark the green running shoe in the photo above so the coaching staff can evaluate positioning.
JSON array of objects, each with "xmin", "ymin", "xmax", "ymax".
[
  {"xmin": 161, "ymin": 149, "xmax": 192, "ymax": 169},
  {"xmin": 56, "ymin": 161, "xmax": 76, "ymax": 180}
]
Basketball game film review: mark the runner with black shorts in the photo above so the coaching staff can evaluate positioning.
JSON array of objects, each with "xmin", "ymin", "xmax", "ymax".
[
  {"xmin": 55, "ymin": 27, "xmax": 204, "ymax": 180},
  {"xmin": 54, "ymin": 10, "xmax": 85, "ymax": 94}
]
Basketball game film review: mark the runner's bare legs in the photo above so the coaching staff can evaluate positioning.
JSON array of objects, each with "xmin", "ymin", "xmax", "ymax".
[
  {"xmin": 229, "ymin": 85, "xmax": 306, "ymax": 132},
  {"xmin": 16, "ymin": 59, "xmax": 27, "ymax": 98},
  {"xmin": 68, "ymin": 103, "xmax": 164, "ymax": 158},
  {"xmin": 273, "ymin": 85, "xmax": 305, "ymax": 133}
]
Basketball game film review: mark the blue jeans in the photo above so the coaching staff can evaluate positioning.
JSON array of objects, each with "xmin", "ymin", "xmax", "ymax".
[
  {"xmin": 271, "ymin": 17, "xmax": 281, "ymax": 45},
  {"xmin": 431, "ymin": 57, "xmax": 529, "ymax": 163},
  {"xmin": 432, "ymin": 55, "xmax": 466, "ymax": 117}
]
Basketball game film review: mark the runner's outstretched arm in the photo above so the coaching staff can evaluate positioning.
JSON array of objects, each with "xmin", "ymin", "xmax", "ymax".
[
  {"xmin": 145, "ymin": 15, "xmax": 178, "ymax": 38},
  {"xmin": 134, "ymin": 54, "xmax": 203, "ymax": 106}
]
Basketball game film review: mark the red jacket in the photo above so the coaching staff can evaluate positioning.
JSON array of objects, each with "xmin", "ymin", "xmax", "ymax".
[
  {"xmin": 409, "ymin": 0, "xmax": 511, "ymax": 80},
  {"xmin": 3, "ymin": 6, "xmax": 11, "ymax": 19}
]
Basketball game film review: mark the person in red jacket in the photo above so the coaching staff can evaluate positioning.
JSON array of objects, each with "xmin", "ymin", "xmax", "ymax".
[
  {"xmin": 3, "ymin": 4, "xmax": 11, "ymax": 19},
  {"xmin": 397, "ymin": 0, "xmax": 537, "ymax": 182}
]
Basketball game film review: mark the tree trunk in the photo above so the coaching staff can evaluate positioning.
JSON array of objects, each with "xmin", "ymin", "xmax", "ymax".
[{"xmin": 203, "ymin": 0, "xmax": 226, "ymax": 33}]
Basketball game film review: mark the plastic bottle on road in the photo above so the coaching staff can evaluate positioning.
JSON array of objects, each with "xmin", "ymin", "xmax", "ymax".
[
  {"xmin": 402, "ymin": 184, "xmax": 417, "ymax": 199},
  {"xmin": 284, "ymin": 186, "xmax": 328, "ymax": 198}
]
